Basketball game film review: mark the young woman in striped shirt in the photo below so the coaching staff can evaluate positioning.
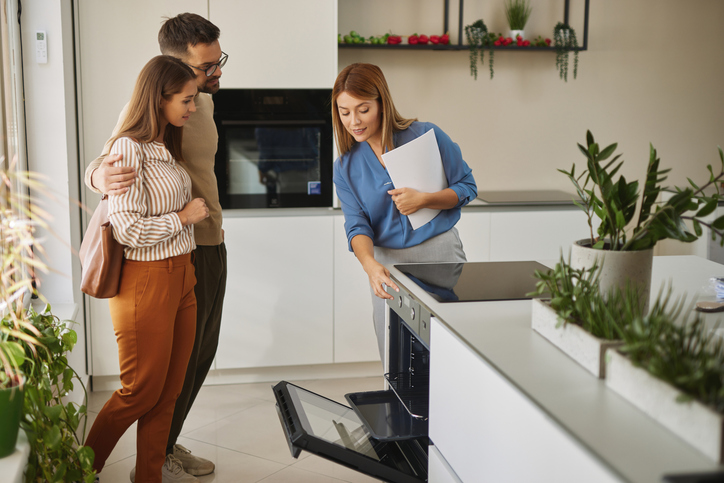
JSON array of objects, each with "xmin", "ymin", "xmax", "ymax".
[{"xmin": 85, "ymin": 55, "xmax": 209, "ymax": 483}]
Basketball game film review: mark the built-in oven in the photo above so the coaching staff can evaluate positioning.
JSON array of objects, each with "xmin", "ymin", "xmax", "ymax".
[
  {"xmin": 273, "ymin": 261, "xmax": 547, "ymax": 483},
  {"xmin": 213, "ymin": 88, "xmax": 333, "ymax": 209}
]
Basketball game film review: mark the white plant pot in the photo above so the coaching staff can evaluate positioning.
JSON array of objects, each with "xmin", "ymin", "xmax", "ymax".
[
  {"xmin": 570, "ymin": 239, "xmax": 654, "ymax": 312},
  {"xmin": 509, "ymin": 29, "xmax": 525, "ymax": 40},
  {"xmin": 531, "ymin": 298, "xmax": 623, "ymax": 378},
  {"xmin": 606, "ymin": 350, "xmax": 724, "ymax": 462}
]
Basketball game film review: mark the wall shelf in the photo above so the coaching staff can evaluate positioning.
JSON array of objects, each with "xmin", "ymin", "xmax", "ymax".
[{"xmin": 338, "ymin": 0, "xmax": 589, "ymax": 52}]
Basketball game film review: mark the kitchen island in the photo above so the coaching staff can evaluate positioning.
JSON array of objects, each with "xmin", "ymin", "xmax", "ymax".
[{"xmin": 387, "ymin": 256, "xmax": 723, "ymax": 483}]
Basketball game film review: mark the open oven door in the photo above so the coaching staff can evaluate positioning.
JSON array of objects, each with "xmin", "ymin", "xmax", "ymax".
[{"xmin": 273, "ymin": 381, "xmax": 428, "ymax": 483}]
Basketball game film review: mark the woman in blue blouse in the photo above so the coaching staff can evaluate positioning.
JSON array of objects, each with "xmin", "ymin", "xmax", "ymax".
[{"xmin": 332, "ymin": 63, "xmax": 477, "ymax": 362}]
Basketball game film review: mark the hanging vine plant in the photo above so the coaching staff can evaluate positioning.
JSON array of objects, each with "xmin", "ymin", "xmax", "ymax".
[
  {"xmin": 554, "ymin": 22, "xmax": 579, "ymax": 81},
  {"xmin": 465, "ymin": 19, "xmax": 496, "ymax": 80}
]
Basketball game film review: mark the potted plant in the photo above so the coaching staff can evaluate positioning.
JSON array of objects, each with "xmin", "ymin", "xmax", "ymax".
[
  {"xmin": 531, "ymin": 252, "xmax": 724, "ymax": 461},
  {"xmin": 0, "ymin": 163, "xmax": 95, "ymax": 480},
  {"xmin": 465, "ymin": 19, "xmax": 497, "ymax": 80},
  {"xmin": 529, "ymin": 254, "xmax": 642, "ymax": 378},
  {"xmin": 504, "ymin": 0, "xmax": 532, "ymax": 41},
  {"xmin": 560, "ymin": 130, "xmax": 724, "ymax": 303},
  {"xmin": 606, "ymin": 291, "xmax": 724, "ymax": 462},
  {"xmin": 553, "ymin": 22, "xmax": 579, "ymax": 81}
]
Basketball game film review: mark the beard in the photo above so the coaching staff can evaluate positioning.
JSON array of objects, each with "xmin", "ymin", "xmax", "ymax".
[{"xmin": 199, "ymin": 76, "xmax": 220, "ymax": 94}]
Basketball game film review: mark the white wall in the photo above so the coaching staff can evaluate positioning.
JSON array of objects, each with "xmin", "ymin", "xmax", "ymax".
[
  {"xmin": 338, "ymin": 0, "xmax": 724, "ymax": 193},
  {"xmin": 20, "ymin": 1, "xmax": 86, "ymax": 376}
]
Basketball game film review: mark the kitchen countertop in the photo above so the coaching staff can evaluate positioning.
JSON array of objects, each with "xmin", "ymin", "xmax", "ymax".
[
  {"xmin": 221, "ymin": 190, "xmax": 582, "ymax": 216},
  {"xmin": 388, "ymin": 256, "xmax": 723, "ymax": 483}
]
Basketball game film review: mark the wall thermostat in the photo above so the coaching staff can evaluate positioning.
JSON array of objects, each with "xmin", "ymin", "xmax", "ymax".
[{"xmin": 35, "ymin": 30, "xmax": 47, "ymax": 64}]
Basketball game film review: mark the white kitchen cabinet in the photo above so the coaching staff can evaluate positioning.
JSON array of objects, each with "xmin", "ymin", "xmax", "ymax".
[
  {"xmin": 489, "ymin": 208, "xmax": 593, "ymax": 261},
  {"xmin": 88, "ymin": 298, "xmax": 119, "ymax": 377},
  {"xmin": 454, "ymin": 210, "xmax": 491, "ymax": 262},
  {"xmin": 429, "ymin": 318, "xmax": 620, "ymax": 483},
  {"xmin": 332, "ymin": 215, "xmax": 379, "ymax": 363},
  {"xmin": 215, "ymin": 214, "xmax": 334, "ymax": 369},
  {"xmin": 209, "ymin": 0, "xmax": 337, "ymax": 88}
]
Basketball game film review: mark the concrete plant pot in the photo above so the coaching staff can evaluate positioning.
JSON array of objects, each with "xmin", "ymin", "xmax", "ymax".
[
  {"xmin": 606, "ymin": 350, "xmax": 724, "ymax": 463},
  {"xmin": 570, "ymin": 239, "xmax": 654, "ymax": 312},
  {"xmin": 531, "ymin": 298, "xmax": 623, "ymax": 378}
]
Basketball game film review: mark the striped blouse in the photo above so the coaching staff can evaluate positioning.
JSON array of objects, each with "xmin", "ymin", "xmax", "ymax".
[{"xmin": 108, "ymin": 137, "xmax": 195, "ymax": 261}]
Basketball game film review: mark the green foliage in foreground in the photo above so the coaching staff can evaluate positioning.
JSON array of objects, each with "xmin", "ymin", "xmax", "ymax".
[
  {"xmin": 1, "ymin": 305, "xmax": 96, "ymax": 483},
  {"xmin": 530, "ymin": 256, "xmax": 724, "ymax": 414},
  {"xmin": 528, "ymin": 254, "xmax": 644, "ymax": 340},
  {"xmin": 620, "ymin": 293, "xmax": 724, "ymax": 413}
]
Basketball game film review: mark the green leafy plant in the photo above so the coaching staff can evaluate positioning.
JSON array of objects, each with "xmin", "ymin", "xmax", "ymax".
[
  {"xmin": 465, "ymin": 19, "xmax": 497, "ymax": 80},
  {"xmin": 560, "ymin": 130, "xmax": 724, "ymax": 251},
  {"xmin": 529, "ymin": 254, "xmax": 643, "ymax": 340},
  {"xmin": 0, "ymin": 162, "xmax": 95, "ymax": 481},
  {"xmin": 532, "ymin": 253, "xmax": 724, "ymax": 414},
  {"xmin": 504, "ymin": 0, "xmax": 532, "ymax": 31},
  {"xmin": 618, "ymin": 290, "xmax": 724, "ymax": 413},
  {"xmin": 8, "ymin": 305, "xmax": 96, "ymax": 482},
  {"xmin": 553, "ymin": 22, "xmax": 579, "ymax": 81}
]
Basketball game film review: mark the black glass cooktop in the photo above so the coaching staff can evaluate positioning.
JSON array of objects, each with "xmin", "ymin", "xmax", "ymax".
[{"xmin": 394, "ymin": 261, "xmax": 549, "ymax": 303}]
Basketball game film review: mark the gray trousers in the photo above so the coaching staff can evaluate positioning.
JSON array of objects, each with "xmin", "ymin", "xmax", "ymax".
[
  {"xmin": 371, "ymin": 228, "xmax": 466, "ymax": 364},
  {"xmin": 166, "ymin": 243, "xmax": 227, "ymax": 454}
]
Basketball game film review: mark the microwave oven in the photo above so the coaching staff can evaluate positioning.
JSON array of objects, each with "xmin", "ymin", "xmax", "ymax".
[{"xmin": 212, "ymin": 88, "xmax": 333, "ymax": 209}]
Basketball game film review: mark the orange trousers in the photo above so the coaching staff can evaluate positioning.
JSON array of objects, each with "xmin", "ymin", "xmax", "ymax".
[{"xmin": 86, "ymin": 253, "xmax": 197, "ymax": 483}]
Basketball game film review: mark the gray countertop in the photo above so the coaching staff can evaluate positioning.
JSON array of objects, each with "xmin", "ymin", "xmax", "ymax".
[{"xmin": 388, "ymin": 256, "xmax": 723, "ymax": 483}]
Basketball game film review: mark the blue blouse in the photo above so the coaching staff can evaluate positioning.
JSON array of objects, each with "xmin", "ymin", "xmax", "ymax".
[{"xmin": 334, "ymin": 121, "xmax": 477, "ymax": 250}]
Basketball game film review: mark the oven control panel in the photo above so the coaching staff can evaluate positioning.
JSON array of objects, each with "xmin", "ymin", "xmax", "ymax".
[{"xmin": 385, "ymin": 282, "xmax": 431, "ymax": 347}]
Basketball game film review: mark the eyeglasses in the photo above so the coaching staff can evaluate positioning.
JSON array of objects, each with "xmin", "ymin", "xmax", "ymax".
[{"xmin": 186, "ymin": 52, "xmax": 228, "ymax": 77}]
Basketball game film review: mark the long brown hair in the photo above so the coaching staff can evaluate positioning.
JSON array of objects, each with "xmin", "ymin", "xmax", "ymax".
[
  {"xmin": 332, "ymin": 63, "xmax": 416, "ymax": 156},
  {"xmin": 110, "ymin": 55, "xmax": 195, "ymax": 162}
]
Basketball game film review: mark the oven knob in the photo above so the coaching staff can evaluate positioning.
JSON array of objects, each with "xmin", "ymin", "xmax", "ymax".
[
  {"xmin": 398, "ymin": 296, "xmax": 403, "ymax": 308},
  {"xmin": 410, "ymin": 307, "xmax": 415, "ymax": 320}
]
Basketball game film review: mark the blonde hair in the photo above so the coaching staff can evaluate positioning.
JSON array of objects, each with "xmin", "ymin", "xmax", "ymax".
[
  {"xmin": 332, "ymin": 63, "xmax": 416, "ymax": 156},
  {"xmin": 110, "ymin": 55, "xmax": 195, "ymax": 162}
]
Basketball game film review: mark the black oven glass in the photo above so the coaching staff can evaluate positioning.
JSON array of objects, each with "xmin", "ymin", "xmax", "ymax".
[
  {"xmin": 273, "ymin": 381, "xmax": 427, "ymax": 483},
  {"xmin": 225, "ymin": 124, "xmax": 321, "ymax": 198},
  {"xmin": 213, "ymin": 89, "xmax": 333, "ymax": 209}
]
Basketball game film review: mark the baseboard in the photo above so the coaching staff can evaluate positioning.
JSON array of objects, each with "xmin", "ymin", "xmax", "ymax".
[{"xmin": 90, "ymin": 360, "xmax": 382, "ymax": 392}]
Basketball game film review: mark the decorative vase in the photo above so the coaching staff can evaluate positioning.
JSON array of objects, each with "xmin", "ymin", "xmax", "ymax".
[
  {"xmin": 570, "ymin": 239, "xmax": 654, "ymax": 312},
  {"xmin": 0, "ymin": 381, "xmax": 24, "ymax": 458},
  {"xmin": 531, "ymin": 299, "xmax": 623, "ymax": 378},
  {"xmin": 606, "ymin": 350, "xmax": 724, "ymax": 462},
  {"xmin": 509, "ymin": 29, "xmax": 525, "ymax": 40}
]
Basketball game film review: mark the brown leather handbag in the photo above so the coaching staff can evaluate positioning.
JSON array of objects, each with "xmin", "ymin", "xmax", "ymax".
[{"xmin": 79, "ymin": 195, "xmax": 124, "ymax": 298}]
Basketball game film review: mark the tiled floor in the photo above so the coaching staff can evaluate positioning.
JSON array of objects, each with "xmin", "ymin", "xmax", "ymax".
[{"xmin": 87, "ymin": 376, "xmax": 385, "ymax": 483}]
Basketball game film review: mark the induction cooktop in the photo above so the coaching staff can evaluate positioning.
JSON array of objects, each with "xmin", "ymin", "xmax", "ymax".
[{"xmin": 394, "ymin": 261, "xmax": 549, "ymax": 303}]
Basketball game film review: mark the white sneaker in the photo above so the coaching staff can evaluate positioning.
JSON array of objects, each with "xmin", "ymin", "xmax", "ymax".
[
  {"xmin": 129, "ymin": 455, "xmax": 198, "ymax": 483},
  {"xmin": 173, "ymin": 444, "xmax": 215, "ymax": 476}
]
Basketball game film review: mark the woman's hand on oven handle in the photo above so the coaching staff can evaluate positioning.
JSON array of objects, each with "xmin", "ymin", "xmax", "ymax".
[
  {"xmin": 351, "ymin": 234, "xmax": 399, "ymax": 299},
  {"xmin": 178, "ymin": 198, "xmax": 209, "ymax": 226}
]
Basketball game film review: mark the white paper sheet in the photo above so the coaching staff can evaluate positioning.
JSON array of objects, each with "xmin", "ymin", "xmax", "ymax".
[{"xmin": 382, "ymin": 129, "xmax": 448, "ymax": 230}]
